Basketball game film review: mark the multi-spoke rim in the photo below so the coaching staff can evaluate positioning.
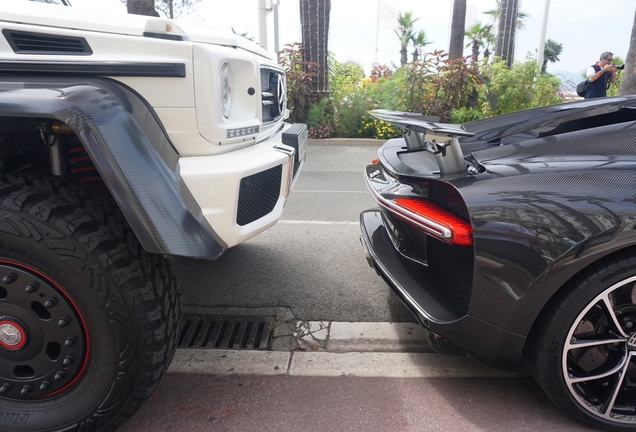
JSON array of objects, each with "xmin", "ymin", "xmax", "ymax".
[
  {"xmin": 0, "ymin": 261, "xmax": 88, "ymax": 400},
  {"xmin": 563, "ymin": 275, "xmax": 636, "ymax": 423}
]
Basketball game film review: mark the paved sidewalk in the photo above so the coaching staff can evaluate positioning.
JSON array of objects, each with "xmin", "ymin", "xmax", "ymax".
[{"xmin": 116, "ymin": 321, "xmax": 600, "ymax": 432}]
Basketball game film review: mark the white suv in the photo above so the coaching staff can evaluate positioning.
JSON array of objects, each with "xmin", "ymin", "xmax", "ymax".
[{"xmin": 0, "ymin": 2, "xmax": 306, "ymax": 431}]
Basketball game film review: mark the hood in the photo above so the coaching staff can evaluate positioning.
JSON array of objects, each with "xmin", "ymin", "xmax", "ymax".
[{"xmin": 1, "ymin": 1, "xmax": 273, "ymax": 59}]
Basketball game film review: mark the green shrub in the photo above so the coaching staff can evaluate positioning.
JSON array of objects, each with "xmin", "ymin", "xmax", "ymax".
[
  {"xmin": 330, "ymin": 58, "xmax": 365, "ymax": 99},
  {"xmin": 306, "ymin": 98, "xmax": 335, "ymax": 139},
  {"xmin": 449, "ymin": 108, "xmax": 485, "ymax": 124},
  {"xmin": 479, "ymin": 56, "xmax": 561, "ymax": 116},
  {"xmin": 295, "ymin": 51, "xmax": 565, "ymax": 138},
  {"xmin": 279, "ymin": 43, "xmax": 317, "ymax": 123},
  {"xmin": 366, "ymin": 119, "xmax": 402, "ymax": 139},
  {"xmin": 333, "ymin": 91, "xmax": 377, "ymax": 138}
]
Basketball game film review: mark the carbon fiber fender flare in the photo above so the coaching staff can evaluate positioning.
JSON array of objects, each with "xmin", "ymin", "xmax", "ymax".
[{"xmin": 0, "ymin": 75, "xmax": 225, "ymax": 259}]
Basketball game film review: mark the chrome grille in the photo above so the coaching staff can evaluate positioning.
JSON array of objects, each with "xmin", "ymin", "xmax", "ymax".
[{"xmin": 261, "ymin": 68, "xmax": 286, "ymax": 123}]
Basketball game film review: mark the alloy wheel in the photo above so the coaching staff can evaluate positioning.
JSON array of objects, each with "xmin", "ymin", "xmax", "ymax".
[{"xmin": 563, "ymin": 274, "xmax": 636, "ymax": 424}]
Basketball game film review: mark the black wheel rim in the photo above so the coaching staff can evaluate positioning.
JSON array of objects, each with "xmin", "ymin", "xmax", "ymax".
[
  {"xmin": 0, "ymin": 261, "xmax": 88, "ymax": 400},
  {"xmin": 563, "ymin": 275, "xmax": 636, "ymax": 424}
]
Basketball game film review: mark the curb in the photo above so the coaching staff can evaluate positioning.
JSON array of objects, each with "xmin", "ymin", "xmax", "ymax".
[
  {"xmin": 270, "ymin": 321, "xmax": 431, "ymax": 353},
  {"xmin": 168, "ymin": 350, "xmax": 519, "ymax": 379},
  {"xmin": 169, "ymin": 321, "xmax": 520, "ymax": 379},
  {"xmin": 308, "ymin": 138, "xmax": 386, "ymax": 146}
]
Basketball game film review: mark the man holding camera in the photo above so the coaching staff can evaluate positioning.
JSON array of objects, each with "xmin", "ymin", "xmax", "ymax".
[{"xmin": 585, "ymin": 51, "xmax": 619, "ymax": 99}]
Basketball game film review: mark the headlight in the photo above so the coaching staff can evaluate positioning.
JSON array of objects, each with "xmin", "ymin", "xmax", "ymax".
[{"xmin": 220, "ymin": 64, "xmax": 231, "ymax": 118}]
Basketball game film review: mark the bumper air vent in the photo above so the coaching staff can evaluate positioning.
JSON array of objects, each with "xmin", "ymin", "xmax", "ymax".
[
  {"xmin": 261, "ymin": 68, "xmax": 286, "ymax": 123},
  {"xmin": 237, "ymin": 165, "xmax": 282, "ymax": 226},
  {"xmin": 427, "ymin": 237, "xmax": 473, "ymax": 314},
  {"xmin": 3, "ymin": 30, "xmax": 92, "ymax": 55}
]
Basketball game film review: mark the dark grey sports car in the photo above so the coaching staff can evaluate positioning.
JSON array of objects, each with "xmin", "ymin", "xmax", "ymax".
[{"xmin": 360, "ymin": 96, "xmax": 636, "ymax": 431}]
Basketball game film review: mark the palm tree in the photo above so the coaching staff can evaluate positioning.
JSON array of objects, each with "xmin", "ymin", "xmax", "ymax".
[
  {"xmin": 411, "ymin": 30, "xmax": 432, "ymax": 62},
  {"xmin": 465, "ymin": 22, "xmax": 493, "ymax": 64},
  {"xmin": 125, "ymin": 0, "xmax": 200, "ymax": 18},
  {"xmin": 300, "ymin": 0, "xmax": 331, "ymax": 95},
  {"xmin": 155, "ymin": 0, "xmax": 201, "ymax": 19},
  {"xmin": 619, "ymin": 7, "xmax": 636, "ymax": 95},
  {"xmin": 448, "ymin": 0, "xmax": 466, "ymax": 60},
  {"xmin": 395, "ymin": 11, "xmax": 418, "ymax": 66},
  {"xmin": 126, "ymin": 0, "xmax": 159, "ymax": 16},
  {"xmin": 542, "ymin": 39, "xmax": 563, "ymax": 73},
  {"xmin": 484, "ymin": 0, "xmax": 529, "ymax": 29},
  {"xmin": 231, "ymin": 27, "xmax": 254, "ymax": 42},
  {"xmin": 493, "ymin": 0, "xmax": 523, "ymax": 66}
]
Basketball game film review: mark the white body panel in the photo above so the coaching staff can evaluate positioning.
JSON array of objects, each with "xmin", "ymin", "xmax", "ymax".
[
  {"xmin": 179, "ymin": 126, "xmax": 301, "ymax": 247},
  {"xmin": 0, "ymin": 0, "xmax": 304, "ymax": 253}
]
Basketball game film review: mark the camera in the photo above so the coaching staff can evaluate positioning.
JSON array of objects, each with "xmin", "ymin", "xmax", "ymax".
[{"xmin": 615, "ymin": 64, "xmax": 625, "ymax": 70}]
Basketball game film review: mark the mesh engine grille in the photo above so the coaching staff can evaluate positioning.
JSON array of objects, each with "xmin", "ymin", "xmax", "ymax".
[
  {"xmin": 398, "ymin": 150, "xmax": 439, "ymax": 173},
  {"xmin": 237, "ymin": 165, "xmax": 282, "ymax": 226}
]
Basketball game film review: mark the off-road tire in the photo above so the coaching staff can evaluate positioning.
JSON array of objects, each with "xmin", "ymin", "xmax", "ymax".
[
  {"xmin": 525, "ymin": 248, "xmax": 636, "ymax": 431},
  {"xmin": 0, "ymin": 174, "xmax": 181, "ymax": 432}
]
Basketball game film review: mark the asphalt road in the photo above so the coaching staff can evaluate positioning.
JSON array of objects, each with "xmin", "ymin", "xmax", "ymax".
[
  {"xmin": 173, "ymin": 141, "xmax": 415, "ymax": 323},
  {"xmin": 120, "ymin": 142, "xmax": 599, "ymax": 432}
]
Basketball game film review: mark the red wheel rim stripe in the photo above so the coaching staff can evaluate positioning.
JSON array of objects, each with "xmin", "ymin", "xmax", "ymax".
[{"xmin": 0, "ymin": 260, "xmax": 90, "ymax": 398}]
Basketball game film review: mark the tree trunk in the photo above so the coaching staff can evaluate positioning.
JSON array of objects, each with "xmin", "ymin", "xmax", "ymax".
[
  {"xmin": 471, "ymin": 40, "xmax": 479, "ymax": 64},
  {"xmin": 448, "ymin": 0, "xmax": 466, "ymax": 60},
  {"xmin": 619, "ymin": 8, "xmax": 636, "ymax": 95},
  {"xmin": 494, "ymin": 0, "xmax": 518, "ymax": 67},
  {"xmin": 127, "ymin": 0, "xmax": 159, "ymax": 16},
  {"xmin": 300, "ymin": 0, "xmax": 331, "ymax": 97}
]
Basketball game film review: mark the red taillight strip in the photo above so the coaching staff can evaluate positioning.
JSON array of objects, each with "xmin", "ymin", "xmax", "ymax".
[
  {"xmin": 364, "ymin": 173, "xmax": 473, "ymax": 246},
  {"xmin": 393, "ymin": 198, "xmax": 473, "ymax": 246},
  {"xmin": 381, "ymin": 200, "xmax": 452, "ymax": 239},
  {"xmin": 366, "ymin": 183, "xmax": 452, "ymax": 239}
]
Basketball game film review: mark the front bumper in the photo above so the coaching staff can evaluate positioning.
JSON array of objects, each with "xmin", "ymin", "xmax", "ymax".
[{"xmin": 179, "ymin": 123, "xmax": 306, "ymax": 249}]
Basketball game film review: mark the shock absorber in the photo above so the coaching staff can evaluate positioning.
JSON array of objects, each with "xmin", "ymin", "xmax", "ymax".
[
  {"xmin": 46, "ymin": 120, "xmax": 105, "ymax": 188},
  {"xmin": 68, "ymin": 145, "xmax": 104, "ymax": 187}
]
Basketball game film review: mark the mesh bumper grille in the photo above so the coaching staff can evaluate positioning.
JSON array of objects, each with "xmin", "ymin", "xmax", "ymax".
[
  {"xmin": 427, "ymin": 237, "xmax": 473, "ymax": 314},
  {"xmin": 237, "ymin": 165, "xmax": 282, "ymax": 226}
]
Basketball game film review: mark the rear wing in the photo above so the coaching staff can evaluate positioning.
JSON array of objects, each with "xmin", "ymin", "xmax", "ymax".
[{"xmin": 369, "ymin": 110, "xmax": 475, "ymax": 176}]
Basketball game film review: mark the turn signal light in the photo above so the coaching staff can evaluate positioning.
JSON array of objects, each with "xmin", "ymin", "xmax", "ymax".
[{"xmin": 392, "ymin": 197, "xmax": 473, "ymax": 246}]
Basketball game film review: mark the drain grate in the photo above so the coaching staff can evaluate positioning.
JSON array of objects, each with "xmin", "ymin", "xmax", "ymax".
[{"xmin": 178, "ymin": 315, "xmax": 273, "ymax": 350}]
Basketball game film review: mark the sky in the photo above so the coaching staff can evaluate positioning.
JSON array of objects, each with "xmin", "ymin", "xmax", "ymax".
[{"xmin": 70, "ymin": 0, "xmax": 634, "ymax": 77}]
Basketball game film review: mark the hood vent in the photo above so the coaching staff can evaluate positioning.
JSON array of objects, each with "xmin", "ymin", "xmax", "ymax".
[{"xmin": 3, "ymin": 30, "xmax": 92, "ymax": 55}]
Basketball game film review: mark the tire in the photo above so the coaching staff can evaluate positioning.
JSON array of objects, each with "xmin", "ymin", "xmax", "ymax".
[
  {"xmin": 525, "ymin": 248, "xmax": 636, "ymax": 431},
  {"xmin": 0, "ymin": 174, "xmax": 181, "ymax": 432}
]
